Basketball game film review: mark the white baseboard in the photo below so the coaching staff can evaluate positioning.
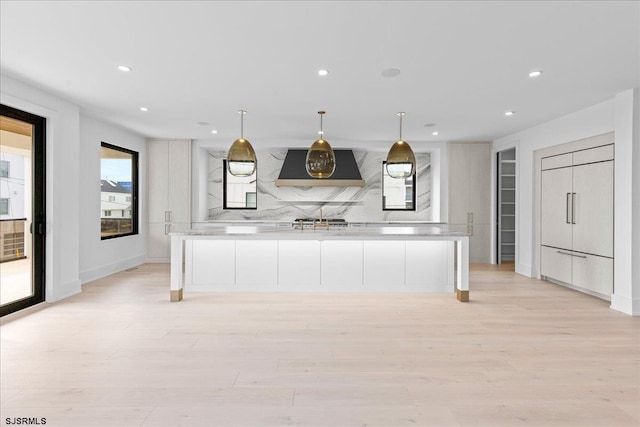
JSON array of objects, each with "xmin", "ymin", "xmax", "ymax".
[
  {"xmin": 610, "ymin": 294, "xmax": 640, "ymax": 316},
  {"xmin": 47, "ymin": 281, "xmax": 82, "ymax": 302},
  {"xmin": 80, "ymin": 255, "xmax": 145, "ymax": 284},
  {"xmin": 516, "ymin": 262, "xmax": 532, "ymax": 278}
]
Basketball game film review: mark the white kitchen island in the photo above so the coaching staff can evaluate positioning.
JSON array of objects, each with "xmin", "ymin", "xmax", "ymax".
[{"xmin": 169, "ymin": 225, "xmax": 469, "ymax": 302}]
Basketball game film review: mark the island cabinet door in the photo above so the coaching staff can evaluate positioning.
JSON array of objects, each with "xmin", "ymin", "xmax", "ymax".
[
  {"xmin": 278, "ymin": 240, "xmax": 321, "ymax": 289},
  {"xmin": 362, "ymin": 241, "xmax": 405, "ymax": 290},
  {"xmin": 405, "ymin": 241, "xmax": 450, "ymax": 292},
  {"xmin": 235, "ymin": 240, "xmax": 278, "ymax": 288},
  {"xmin": 187, "ymin": 240, "xmax": 236, "ymax": 289},
  {"xmin": 320, "ymin": 241, "xmax": 363, "ymax": 290}
]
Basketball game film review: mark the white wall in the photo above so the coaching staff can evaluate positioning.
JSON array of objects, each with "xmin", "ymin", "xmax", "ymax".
[
  {"xmin": 79, "ymin": 115, "xmax": 146, "ymax": 283},
  {"xmin": 493, "ymin": 99, "xmax": 615, "ymax": 277},
  {"xmin": 1, "ymin": 74, "xmax": 82, "ymax": 302},
  {"xmin": 1, "ymin": 74, "xmax": 148, "ymax": 304},
  {"xmin": 493, "ymin": 91, "xmax": 639, "ymax": 315}
]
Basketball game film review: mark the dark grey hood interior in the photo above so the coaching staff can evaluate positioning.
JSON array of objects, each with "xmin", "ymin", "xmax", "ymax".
[{"xmin": 275, "ymin": 149, "xmax": 365, "ymax": 187}]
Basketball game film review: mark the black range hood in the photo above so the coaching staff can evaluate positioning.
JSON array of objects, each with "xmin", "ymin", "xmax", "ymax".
[{"xmin": 275, "ymin": 149, "xmax": 365, "ymax": 187}]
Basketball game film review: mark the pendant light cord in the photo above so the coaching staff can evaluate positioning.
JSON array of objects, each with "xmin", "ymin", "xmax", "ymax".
[
  {"xmin": 398, "ymin": 112, "xmax": 404, "ymax": 140},
  {"xmin": 239, "ymin": 110, "xmax": 246, "ymax": 138}
]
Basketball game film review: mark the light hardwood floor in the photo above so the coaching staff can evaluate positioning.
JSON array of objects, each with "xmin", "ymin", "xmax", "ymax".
[{"xmin": 1, "ymin": 264, "xmax": 638, "ymax": 427}]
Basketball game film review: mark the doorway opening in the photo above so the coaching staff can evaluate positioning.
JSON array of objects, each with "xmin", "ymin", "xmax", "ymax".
[
  {"xmin": 0, "ymin": 104, "xmax": 46, "ymax": 317},
  {"xmin": 496, "ymin": 148, "xmax": 516, "ymax": 269}
]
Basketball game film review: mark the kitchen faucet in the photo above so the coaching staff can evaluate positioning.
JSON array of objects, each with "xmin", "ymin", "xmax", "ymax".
[{"xmin": 314, "ymin": 208, "xmax": 329, "ymax": 229}]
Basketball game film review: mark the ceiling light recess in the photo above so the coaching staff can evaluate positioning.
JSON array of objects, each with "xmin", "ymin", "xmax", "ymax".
[
  {"xmin": 504, "ymin": 110, "xmax": 515, "ymax": 116},
  {"xmin": 140, "ymin": 107, "xmax": 148, "ymax": 112},
  {"xmin": 306, "ymin": 111, "xmax": 336, "ymax": 179},
  {"xmin": 432, "ymin": 131, "xmax": 439, "ymax": 136},
  {"xmin": 117, "ymin": 65, "xmax": 131, "ymax": 72},
  {"xmin": 528, "ymin": 70, "xmax": 543, "ymax": 78},
  {"xmin": 386, "ymin": 112, "xmax": 416, "ymax": 179},
  {"xmin": 317, "ymin": 69, "xmax": 329, "ymax": 76},
  {"xmin": 381, "ymin": 68, "xmax": 401, "ymax": 78},
  {"xmin": 227, "ymin": 110, "xmax": 257, "ymax": 177}
]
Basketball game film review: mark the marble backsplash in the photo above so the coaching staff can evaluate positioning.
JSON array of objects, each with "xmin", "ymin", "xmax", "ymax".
[{"xmin": 207, "ymin": 149, "xmax": 432, "ymax": 221}]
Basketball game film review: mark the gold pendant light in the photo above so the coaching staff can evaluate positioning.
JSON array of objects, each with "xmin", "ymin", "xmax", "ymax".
[
  {"xmin": 386, "ymin": 112, "xmax": 416, "ymax": 178},
  {"xmin": 306, "ymin": 111, "xmax": 336, "ymax": 178},
  {"xmin": 227, "ymin": 109, "xmax": 257, "ymax": 177}
]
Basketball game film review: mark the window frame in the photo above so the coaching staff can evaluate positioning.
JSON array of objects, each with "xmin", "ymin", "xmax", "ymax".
[
  {"xmin": 222, "ymin": 159, "xmax": 258, "ymax": 210},
  {"xmin": 100, "ymin": 142, "xmax": 138, "ymax": 240},
  {"xmin": 381, "ymin": 161, "xmax": 417, "ymax": 211}
]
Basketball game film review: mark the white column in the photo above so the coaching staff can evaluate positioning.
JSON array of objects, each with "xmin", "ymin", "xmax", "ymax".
[
  {"xmin": 456, "ymin": 235, "xmax": 469, "ymax": 301},
  {"xmin": 611, "ymin": 88, "xmax": 640, "ymax": 315}
]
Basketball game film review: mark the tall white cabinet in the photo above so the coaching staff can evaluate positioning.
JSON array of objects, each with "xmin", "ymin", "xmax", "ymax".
[
  {"xmin": 147, "ymin": 139, "xmax": 191, "ymax": 262},
  {"xmin": 448, "ymin": 142, "xmax": 491, "ymax": 263},
  {"xmin": 540, "ymin": 143, "xmax": 614, "ymax": 299}
]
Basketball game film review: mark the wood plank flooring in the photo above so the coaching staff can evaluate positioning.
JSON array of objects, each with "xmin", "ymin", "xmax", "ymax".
[{"xmin": 1, "ymin": 263, "xmax": 638, "ymax": 426}]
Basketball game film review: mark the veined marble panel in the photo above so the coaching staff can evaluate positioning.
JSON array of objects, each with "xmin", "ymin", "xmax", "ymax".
[{"xmin": 207, "ymin": 149, "xmax": 431, "ymax": 221}]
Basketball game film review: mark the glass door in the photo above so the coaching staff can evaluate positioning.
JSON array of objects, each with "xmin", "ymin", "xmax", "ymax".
[{"xmin": 0, "ymin": 104, "xmax": 46, "ymax": 317}]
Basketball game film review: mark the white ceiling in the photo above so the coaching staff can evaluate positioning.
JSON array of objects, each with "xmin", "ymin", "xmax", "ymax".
[{"xmin": 1, "ymin": 1, "xmax": 638, "ymax": 151}]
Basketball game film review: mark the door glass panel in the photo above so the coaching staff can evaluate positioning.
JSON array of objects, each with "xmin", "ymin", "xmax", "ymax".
[{"xmin": 0, "ymin": 115, "xmax": 33, "ymax": 306}]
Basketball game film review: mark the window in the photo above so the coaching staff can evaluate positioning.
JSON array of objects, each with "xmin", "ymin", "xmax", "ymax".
[
  {"xmin": 0, "ymin": 160, "xmax": 8, "ymax": 178},
  {"xmin": 223, "ymin": 159, "xmax": 257, "ymax": 209},
  {"xmin": 100, "ymin": 142, "xmax": 138, "ymax": 239},
  {"xmin": 0, "ymin": 198, "xmax": 8, "ymax": 215},
  {"xmin": 382, "ymin": 161, "xmax": 416, "ymax": 211}
]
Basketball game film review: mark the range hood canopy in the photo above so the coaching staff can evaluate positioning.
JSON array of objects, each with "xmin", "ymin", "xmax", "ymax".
[{"xmin": 275, "ymin": 149, "xmax": 365, "ymax": 187}]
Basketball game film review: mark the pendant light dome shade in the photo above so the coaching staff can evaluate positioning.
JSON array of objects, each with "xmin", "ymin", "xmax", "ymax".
[
  {"xmin": 227, "ymin": 110, "xmax": 257, "ymax": 177},
  {"xmin": 386, "ymin": 112, "xmax": 416, "ymax": 178},
  {"xmin": 306, "ymin": 111, "xmax": 336, "ymax": 178}
]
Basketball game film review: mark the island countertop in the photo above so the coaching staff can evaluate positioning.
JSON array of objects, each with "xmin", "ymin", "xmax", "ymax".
[{"xmin": 170, "ymin": 225, "xmax": 468, "ymax": 240}]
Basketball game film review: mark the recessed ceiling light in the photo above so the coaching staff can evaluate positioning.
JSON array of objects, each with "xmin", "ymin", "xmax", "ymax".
[
  {"xmin": 118, "ymin": 65, "xmax": 131, "ymax": 72},
  {"xmin": 140, "ymin": 107, "xmax": 148, "ymax": 112},
  {"xmin": 197, "ymin": 121, "xmax": 210, "ymax": 126},
  {"xmin": 211, "ymin": 130, "xmax": 218, "ymax": 134},
  {"xmin": 528, "ymin": 70, "xmax": 543, "ymax": 78},
  {"xmin": 381, "ymin": 68, "xmax": 401, "ymax": 78},
  {"xmin": 432, "ymin": 131, "xmax": 439, "ymax": 136},
  {"xmin": 317, "ymin": 69, "xmax": 329, "ymax": 76},
  {"xmin": 504, "ymin": 110, "xmax": 515, "ymax": 116}
]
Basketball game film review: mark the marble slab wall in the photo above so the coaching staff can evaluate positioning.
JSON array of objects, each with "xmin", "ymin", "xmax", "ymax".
[{"xmin": 207, "ymin": 149, "xmax": 431, "ymax": 221}]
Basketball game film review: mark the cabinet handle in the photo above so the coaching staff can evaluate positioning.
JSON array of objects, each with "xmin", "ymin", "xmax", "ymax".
[
  {"xmin": 571, "ymin": 193, "xmax": 576, "ymax": 224},
  {"xmin": 566, "ymin": 193, "xmax": 571, "ymax": 224},
  {"xmin": 556, "ymin": 250, "xmax": 586, "ymax": 259},
  {"xmin": 165, "ymin": 224, "xmax": 171, "ymax": 235},
  {"xmin": 165, "ymin": 211, "xmax": 170, "ymax": 222},
  {"xmin": 470, "ymin": 212, "xmax": 474, "ymax": 224}
]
